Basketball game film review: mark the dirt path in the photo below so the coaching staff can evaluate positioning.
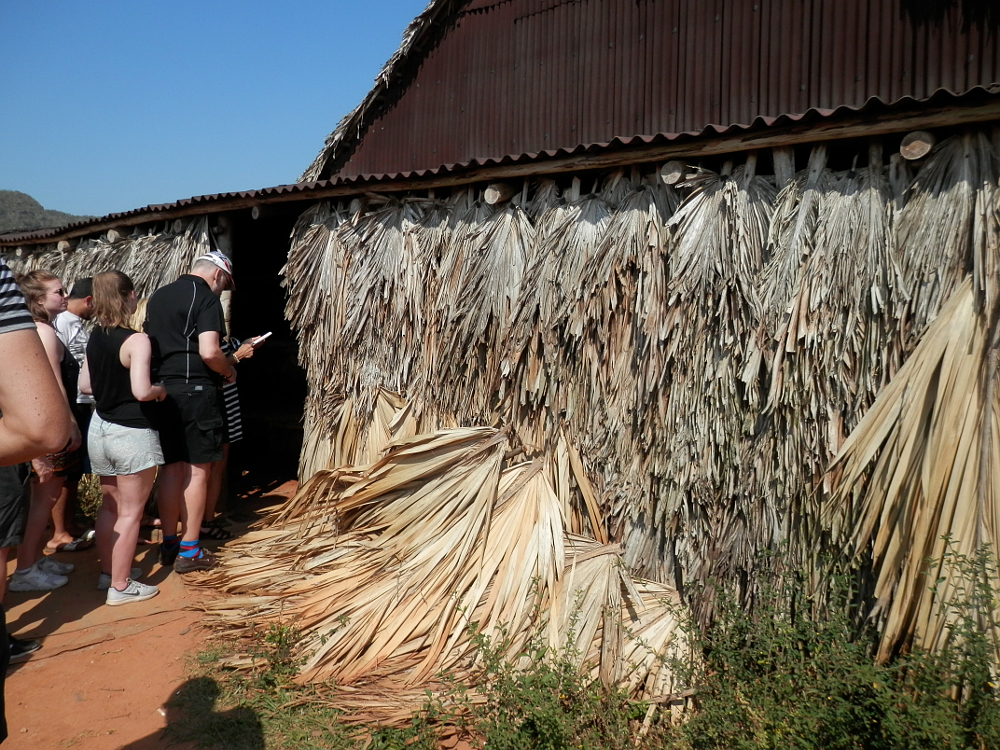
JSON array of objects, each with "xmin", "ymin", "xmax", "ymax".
[{"xmin": 3, "ymin": 480, "xmax": 297, "ymax": 750}]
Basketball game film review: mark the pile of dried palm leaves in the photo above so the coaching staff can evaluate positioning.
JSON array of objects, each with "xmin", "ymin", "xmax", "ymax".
[
  {"xmin": 202, "ymin": 426, "xmax": 688, "ymax": 724},
  {"xmin": 281, "ymin": 130, "xmax": 1000, "ymax": 661}
]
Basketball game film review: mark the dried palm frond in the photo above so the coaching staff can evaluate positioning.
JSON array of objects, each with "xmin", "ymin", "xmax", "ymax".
[
  {"xmin": 896, "ymin": 132, "xmax": 999, "ymax": 336},
  {"xmin": 294, "ymin": 388, "xmax": 418, "ymax": 486},
  {"xmin": 339, "ymin": 196, "xmax": 436, "ymax": 414},
  {"xmin": 7, "ymin": 217, "xmax": 212, "ymax": 296},
  {"xmin": 503, "ymin": 186, "xmax": 615, "ymax": 447},
  {"xmin": 565, "ymin": 174, "xmax": 673, "ymax": 452},
  {"xmin": 524, "ymin": 178, "xmax": 561, "ymax": 219},
  {"xmin": 760, "ymin": 146, "xmax": 835, "ymax": 404},
  {"xmin": 282, "ymin": 202, "xmax": 351, "ymax": 391},
  {"xmin": 627, "ymin": 158, "xmax": 776, "ymax": 612},
  {"xmin": 826, "ymin": 279, "xmax": 1000, "ymax": 661},
  {"xmin": 433, "ymin": 200, "xmax": 534, "ymax": 421},
  {"xmin": 277, "ymin": 131, "xmax": 1000, "ymax": 665},
  {"xmin": 203, "ymin": 426, "xmax": 688, "ymax": 726},
  {"xmin": 759, "ymin": 148, "xmax": 903, "ymax": 595}
]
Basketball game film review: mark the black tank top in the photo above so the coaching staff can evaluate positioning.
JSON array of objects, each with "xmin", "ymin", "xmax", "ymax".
[
  {"xmin": 86, "ymin": 327, "xmax": 156, "ymax": 429},
  {"xmin": 58, "ymin": 336, "xmax": 79, "ymax": 405}
]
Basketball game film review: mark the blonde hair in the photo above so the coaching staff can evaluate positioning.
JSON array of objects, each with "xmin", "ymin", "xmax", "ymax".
[
  {"xmin": 130, "ymin": 297, "xmax": 149, "ymax": 332},
  {"xmin": 92, "ymin": 271, "xmax": 136, "ymax": 330},
  {"xmin": 16, "ymin": 270, "xmax": 60, "ymax": 322}
]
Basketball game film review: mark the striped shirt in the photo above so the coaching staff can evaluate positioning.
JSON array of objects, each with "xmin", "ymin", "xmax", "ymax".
[
  {"xmin": 220, "ymin": 338, "xmax": 243, "ymax": 444},
  {"xmin": 0, "ymin": 262, "xmax": 35, "ymax": 336}
]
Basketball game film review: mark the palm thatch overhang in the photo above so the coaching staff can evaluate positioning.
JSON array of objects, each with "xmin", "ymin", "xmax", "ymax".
[
  {"xmin": 3, "ymin": 217, "xmax": 214, "ymax": 294},
  {"xmin": 270, "ymin": 125, "xmax": 1000, "ymax": 677}
]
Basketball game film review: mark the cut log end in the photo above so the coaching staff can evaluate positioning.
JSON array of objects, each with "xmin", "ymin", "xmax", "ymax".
[
  {"xmin": 659, "ymin": 160, "xmax": 686, "ymax": 185},
  {"xmin": 484, "ymin": 182, "xmax": 517, "ymax": 205},
  {"xmin": 900, "ymin": 130, "xmax": 935, "ymax": 161}
]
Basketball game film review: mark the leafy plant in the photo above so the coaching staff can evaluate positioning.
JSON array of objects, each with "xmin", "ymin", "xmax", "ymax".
[
  {"xmin": 461, "ymin": 624, "xmax": 648, "ymax": 750},
  {"xmin": 676, "ymin": 547, "xmax": 1000, "ymax": 750}
]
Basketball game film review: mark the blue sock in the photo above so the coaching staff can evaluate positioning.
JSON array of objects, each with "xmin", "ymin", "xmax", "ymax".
[
  {"xmin": 178, "ymin": 540, "xmax": 201, "ymax": 559},
  {"xmin": 162, "ymin": 535, "xmax": 179, "ymax": 550}
]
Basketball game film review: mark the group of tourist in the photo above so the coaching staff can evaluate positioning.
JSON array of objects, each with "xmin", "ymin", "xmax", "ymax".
[
  {"xmin": 0, "ymin": 250, "xmax": 266, "ymax": 743},
  {"xmin": 0, "ymin": 251, "xmax": 261, "ymax": 629}
]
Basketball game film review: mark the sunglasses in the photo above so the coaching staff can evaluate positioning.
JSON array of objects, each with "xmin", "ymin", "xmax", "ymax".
[{"xmin": 50, "ymin": 288, "xmax": 68, "ymax": 297}]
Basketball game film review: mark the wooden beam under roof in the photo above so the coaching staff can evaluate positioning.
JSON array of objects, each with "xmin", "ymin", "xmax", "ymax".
[{"xmin": 5, "ymin": 96, "xmax": 1000, "ymax": 248}]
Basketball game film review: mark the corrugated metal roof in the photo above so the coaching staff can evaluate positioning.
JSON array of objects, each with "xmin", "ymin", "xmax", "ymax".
[
  {"xmin": 0, "ymin": 182, "xmax": 319, "ymax": 244},
  {"xmin": 314, "ymin": 0, "xmax": 1000, "ymax": 182}
]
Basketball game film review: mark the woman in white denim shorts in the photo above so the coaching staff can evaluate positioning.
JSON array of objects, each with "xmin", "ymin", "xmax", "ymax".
[{"xmin": 80, "ymin": 271, "xmax": 166, "ymax": 606}]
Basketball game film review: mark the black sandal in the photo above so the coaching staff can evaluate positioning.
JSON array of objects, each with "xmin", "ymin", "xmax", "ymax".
[{"xmin": 200, "ymin": 523, "xmax": 234, "ymax": 541}]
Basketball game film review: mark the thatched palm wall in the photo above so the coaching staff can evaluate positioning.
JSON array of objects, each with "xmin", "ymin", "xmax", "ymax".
[
  {"xmin": 283, "ymin": 131, "xmax": 1000, "ymax": 655},
  {"xmin": 4, "ymin": 217, "xmax": 213, "ymax": 295}
]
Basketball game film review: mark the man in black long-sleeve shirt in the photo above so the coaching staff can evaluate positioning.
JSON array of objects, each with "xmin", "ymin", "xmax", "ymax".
[{"xmin": 144, "ymin": 251, "xmax": 238, "ymax": 574}]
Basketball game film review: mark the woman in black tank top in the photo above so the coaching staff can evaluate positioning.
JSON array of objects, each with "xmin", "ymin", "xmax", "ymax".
[{"xmin": 80, "ymin": 271, "xmax": 165, "ymax": 605}]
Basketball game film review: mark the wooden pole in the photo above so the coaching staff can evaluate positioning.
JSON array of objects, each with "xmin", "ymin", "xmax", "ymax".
[{"xmin": 772, "ymin": 147, "xmax": 795, "ymax": 188}]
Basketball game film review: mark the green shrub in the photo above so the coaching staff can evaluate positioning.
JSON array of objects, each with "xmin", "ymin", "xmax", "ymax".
[
  {"xmin": 169, "ymin": 548, "xmax": 1000, "ymax": 750},
  {"xmin": 677, "ymin": 547, "xmax": 1000, "ymax": 750},
  {"xmin": 457, "ymin": 625, "xmax": 650, "ymax": 750}
]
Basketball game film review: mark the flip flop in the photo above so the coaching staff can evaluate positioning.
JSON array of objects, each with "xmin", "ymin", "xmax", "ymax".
[
  {"xmin": 200, "ymin": 523, "xmax": 234, "ymax": 541},
  {"xmin": 45, "ymin": 536, "xmax": 95, "ymax": 553}
]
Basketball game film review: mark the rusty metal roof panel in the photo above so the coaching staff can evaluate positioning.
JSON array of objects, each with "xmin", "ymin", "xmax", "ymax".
[
  {"xmin": 322, "ymin": 0, "xmax": 1000, "ymax": 182},
  {"xmin": 0, "ymin": 182, "xmax": 322, "ymax": 244}
]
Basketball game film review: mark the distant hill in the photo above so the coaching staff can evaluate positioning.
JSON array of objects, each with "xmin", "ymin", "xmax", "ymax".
[{"xmin": 0, "ymin": 190, "xmax": 93, "ymax": 234}]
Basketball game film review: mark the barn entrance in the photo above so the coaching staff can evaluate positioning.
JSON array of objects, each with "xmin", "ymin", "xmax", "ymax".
[{"xmin": 226, "ymin": 207, "xmax": 308, "ymax": 492}]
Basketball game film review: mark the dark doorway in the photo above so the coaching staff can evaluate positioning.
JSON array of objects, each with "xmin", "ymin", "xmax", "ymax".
[{"xmin": 227, "ymin": 208, "xmax": 308, "ymax": 494}]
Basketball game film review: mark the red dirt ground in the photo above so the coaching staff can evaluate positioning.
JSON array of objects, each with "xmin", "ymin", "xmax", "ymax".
[{"xmin": 3, "ymin": 480, "xmax": 298, "ymax": 750}]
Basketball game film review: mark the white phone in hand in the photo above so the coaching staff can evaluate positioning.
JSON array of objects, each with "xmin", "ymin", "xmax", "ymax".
[{"xmin": 252, "ymin": 331, "xmax": 272, "ymax": 347}]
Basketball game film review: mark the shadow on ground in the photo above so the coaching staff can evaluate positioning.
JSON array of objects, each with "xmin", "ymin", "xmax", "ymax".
[{"xmin": 115, "ymin": 676, "xmax": 263, "ymax": 750}]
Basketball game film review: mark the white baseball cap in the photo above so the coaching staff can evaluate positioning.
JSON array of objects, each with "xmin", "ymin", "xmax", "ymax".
[{"xmin": 195, "ymin": 251, "xmax": 235, "ymax": 289}]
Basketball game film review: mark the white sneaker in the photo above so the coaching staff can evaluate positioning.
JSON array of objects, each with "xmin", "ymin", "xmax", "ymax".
[
  {"xmin": 97, "ymin": 568, "xmax": 143, "ymax": 590},
  {"xmin": 37, "ymin": 556, "xmax": 74, "ymax": 576},
  {"xmin": 9, "ymin": 562, "xmax": 68, "ymax": 592},
  {"xmin": 106, "ymin": 579, "xmax": 159, "ymax": 606}
]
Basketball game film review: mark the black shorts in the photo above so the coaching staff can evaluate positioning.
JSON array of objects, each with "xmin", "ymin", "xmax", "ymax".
[
  {"xmin": 69, "ymin": 402, "xmax": 94, "ymax": 480},
  {"xmin": 158, "ymin": 383, "xmax": 225, "ymax": 465},
  {"xmin": 0, "ymin": 464, "xmax": 29, "ymax": 548}
]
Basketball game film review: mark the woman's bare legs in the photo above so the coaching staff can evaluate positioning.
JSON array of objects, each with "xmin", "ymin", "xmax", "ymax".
[
  {"xmin": 95, "ymin": 484, "xmax": 116, "ymax": 575},
  {"xmin": 204, "ymin": 443, "xmax": 230, "ymax": 526},
  {"xmin": 16, "ymin": 475, "xmax": 64, "ymax": 570},
  {"xmin": 103, "ymin": 467, "xmax": 157, "ymax": 591},
  {"xmin": 46, "ymin": 481, "xmax": 77, "ymax": 550}
]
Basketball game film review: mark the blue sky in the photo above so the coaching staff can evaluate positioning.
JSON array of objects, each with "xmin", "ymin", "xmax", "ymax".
[{"xmin": 1, "ymin": 1, "xmax": 428, "ymax": 218}]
